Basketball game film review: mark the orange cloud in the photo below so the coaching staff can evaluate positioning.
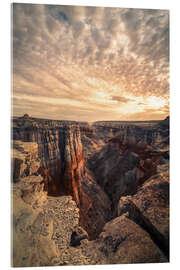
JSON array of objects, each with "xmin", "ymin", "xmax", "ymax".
[{"xmin": 12, "ymin": 4, "xmax": 169, "ymax": 121}]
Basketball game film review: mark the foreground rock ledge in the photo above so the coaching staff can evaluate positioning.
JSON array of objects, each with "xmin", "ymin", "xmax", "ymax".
[
  {"xmin": 12, "ymin": 168, "xmax": 169, "ymax": 266},
  {"xmin": 12, "ymin": 116, "xmax": 169, "ymax": 266}
]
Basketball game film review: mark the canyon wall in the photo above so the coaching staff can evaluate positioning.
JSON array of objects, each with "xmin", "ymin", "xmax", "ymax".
[
  {"xmin": 84, "ymin": 118, "xmax": 169, "ymax": 209},
  {"xmin": 13, "ymin": 116, "xmax": 169, "ymax": 221},
  {"xmin": 13, "ymin": 124, "xmax": 83, "ymax": 202},
  {"xmin": 12, "ymin": 116, "xmax": 169, "ymax": 266},
  {"xmin": 12, "ymin": 116, "xmax": 111, "ymax": 238}
]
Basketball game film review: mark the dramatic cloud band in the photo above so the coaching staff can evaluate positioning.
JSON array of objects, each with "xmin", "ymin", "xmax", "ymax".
[{"xmin": 12, "ymin": 4, "xmax": 169, "ymax": 121}]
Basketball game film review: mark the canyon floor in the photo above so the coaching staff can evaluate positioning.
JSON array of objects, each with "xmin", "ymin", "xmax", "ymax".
[{"xmin": 11, "ymin": 115, "xmax": 169, "ymax": 267}]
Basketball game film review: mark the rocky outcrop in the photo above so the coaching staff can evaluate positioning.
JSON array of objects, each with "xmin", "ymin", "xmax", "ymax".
[
  {"xmin": 12, "ymin": 140, "xmax": 40, "ymax": 182},
  {"xmin": 12, "ymin": 178, "xmax": 80, "ymax": 267},
  {"xmin": 12, "ymin": 116, "xmax": 169, "ymax": 266},
  {"xmin": 95, "ymin": 214, "xmax": 167, "ymax": 264},
  {"xmin": 12, "ymin": 116, "xmax": 112, "ymax": 239},
  {"xmin": 117, "ymin": 164, "xmax": 169, "ymax": 259},
  {"xmin": 70, "ymin": 226, "xmax": 88, "ymax": 246},
  {"xmin": 12, "ymin": 171, "xmax": 168, "ymax": 267},
  {"xmin": 13, "ymin": 120, "xmax": 86, "ymax": 203},
  {"xmin": 86, "ymin": 118, "xmax": 169, "ymax": 209},
  {"xmin": 80, "ymin": 172, "xmax": 111, "ymax": 239}
]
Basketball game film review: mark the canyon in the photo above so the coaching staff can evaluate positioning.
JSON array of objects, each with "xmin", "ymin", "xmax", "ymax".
[{"xmin": 12, "ymin": 114, "xmax": 169, "ymax": 266}]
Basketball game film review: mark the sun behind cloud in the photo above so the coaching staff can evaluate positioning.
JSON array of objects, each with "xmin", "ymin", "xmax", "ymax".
[{"xmin": 12, "ymin": 4, "xmax": 169, "ymax": 121}]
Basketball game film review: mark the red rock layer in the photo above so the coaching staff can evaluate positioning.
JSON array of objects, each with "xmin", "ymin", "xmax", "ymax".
[{"xmin": 13, "ymin": 119, "xmax": 112, "ymax": 238}]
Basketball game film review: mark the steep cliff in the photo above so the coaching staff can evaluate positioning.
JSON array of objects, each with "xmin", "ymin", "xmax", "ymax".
[
  {"xmin": 12, "ymin": 116, "xmax": 111, "ymax": 238},
  {"xmin": 84, "ymin": 118, "xmax": 169, "ymax": 209},
  {"xmin": 12, "ymin": 115, "xmax": 169, "ymax": 266}
]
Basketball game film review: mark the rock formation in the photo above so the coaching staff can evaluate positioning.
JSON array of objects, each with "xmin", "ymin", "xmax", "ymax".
[
  {"xmin": 85, "ymin": 118, "xmax": 169, "ymax": 209},
  {"xmin": 12, "ymin": 117, "xmax": 111, "ymax": 239},
  {"xmin": 11, "ymin": 115, "xmax": 169, "ymax": 266},
  {"xmin": 117, "ymin": 172, "xmax": 169, "ymax": 260},
  {"xmin": 12, "ymin": 140, "xmax": 41, "ymax": 182},
  {"xmin": 12, "ymin": 180, "xmax": 80, "ymax": 266}
]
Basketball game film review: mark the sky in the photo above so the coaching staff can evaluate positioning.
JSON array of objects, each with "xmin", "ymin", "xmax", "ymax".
[{"xmin": 12, "ymin": 3, "xmax": 169, "ymax": 121}]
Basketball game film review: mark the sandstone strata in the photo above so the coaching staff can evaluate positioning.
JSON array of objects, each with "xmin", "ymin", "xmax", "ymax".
[
  {"xmin": 86, "ymin": 118, "xmax": 169, "ymax": 209},
  {"xmin": 12, "ymin": 116, "xmax": 169, "ymax": 266},
  {"xmin": 13, "ymin": 116, "xmax": 111, "ymax": 239}
]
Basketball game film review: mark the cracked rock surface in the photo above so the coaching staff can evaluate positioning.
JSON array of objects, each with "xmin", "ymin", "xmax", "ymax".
[{"xmin": 12, "ymin": 116, "xmax": 169, "ymax": 266}]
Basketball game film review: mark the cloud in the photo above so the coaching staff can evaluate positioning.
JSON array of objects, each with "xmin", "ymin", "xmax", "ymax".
[
  {"xmin": 12, "ymin": 4, "xmax": 169, "ymax": 121},
  {"xmin": 111, "ymin": 96, "xmax": 131, "ymax": 103}
]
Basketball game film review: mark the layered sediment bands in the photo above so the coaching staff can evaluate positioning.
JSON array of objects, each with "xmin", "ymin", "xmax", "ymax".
[
  {"xmin": 12, "ymin": 117, "xmax": 111, "ymax": 238},
  {"xmin": 86, "ymin": 119, "xmax": 169, "ymax": 210},
  {"xmin": 87, "ymin": 143, "xmax": 160, "ymax": 209},
  {"xmin": 13, "ymin": 124, "xmax": 84, "ymax": 202},
  {"xmin": 12, "ymin": 116, "xmax": 169, "ymax": 265},
  {"xmin": 61, "ymin": 127, "xmax": 84, "ymax": 207}
]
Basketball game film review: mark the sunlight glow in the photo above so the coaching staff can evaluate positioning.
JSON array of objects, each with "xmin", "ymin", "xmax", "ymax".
[{"xmin": 145, "ymin": 96, "xmax": 167, "ymax": 109}]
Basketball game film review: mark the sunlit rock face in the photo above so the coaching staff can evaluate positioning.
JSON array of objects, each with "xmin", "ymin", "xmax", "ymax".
[
  {"xmin": 12, "ymin": 180, "xmax": 80, "ymax": 267},
  {"xmin": 12, "ymin": 140, "xmax": 41, "ymax": 182},
  {"xmin": 12, "ymin": 116, "xmax": 112, "ymax": 239},
  {"xmin": 12, "ymin": 116, "xmax": 169, "ymax": 266},
  {"xmin": 13, "ymin": 118, "xmax": 84, "ymax": 201}
]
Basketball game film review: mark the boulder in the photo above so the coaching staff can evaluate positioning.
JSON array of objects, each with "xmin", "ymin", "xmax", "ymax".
[{"xmin": 97, "ymin": 215, "xmax": 167, "ymax": 264}]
